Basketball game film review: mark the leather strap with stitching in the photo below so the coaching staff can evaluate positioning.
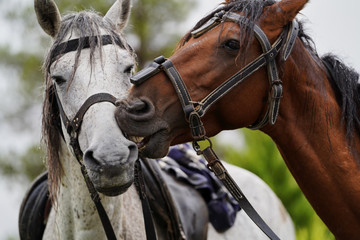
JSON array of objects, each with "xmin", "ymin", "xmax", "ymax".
[{"xmin": 134, "ymin": 160, "xmax": 158, "ymax": 240}]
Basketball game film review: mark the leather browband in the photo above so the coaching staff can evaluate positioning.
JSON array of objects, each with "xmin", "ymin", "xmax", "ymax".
[{"xmin": 49, "ymin": 35, "xmax": 128, "ymax": 69}]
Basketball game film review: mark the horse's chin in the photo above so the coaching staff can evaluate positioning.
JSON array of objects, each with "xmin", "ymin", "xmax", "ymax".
[
  {"xmin": 137, "ymin": 131, "xmax": 171, "ymax": 159},
  {"xmin": 87, "ymin": 164, "xmax": 135, "ymax": 196},
  {"xmin": 96, "ymin": 181, "xmax": 133, "ymax": 196}
]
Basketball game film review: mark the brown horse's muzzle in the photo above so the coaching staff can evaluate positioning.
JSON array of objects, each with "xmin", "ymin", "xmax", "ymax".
[{"xmin": 116, "ymin": 97, "xmax": 155, "ymax": 123}]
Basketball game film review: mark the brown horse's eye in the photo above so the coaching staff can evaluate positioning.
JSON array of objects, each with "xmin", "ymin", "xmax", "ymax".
[{"xmin": 223, "ymin": 39, "xmax": 240, "ymax": 51}]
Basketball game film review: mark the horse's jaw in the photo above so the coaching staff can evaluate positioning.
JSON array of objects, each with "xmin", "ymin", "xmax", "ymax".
[
  {"xmin": 44, "ymin": 187, "xmax": 147, "ymax": 240},
  {"xmin": 44, "ymin": 144, "xmax": 146, "ymax": 239},
  {"xmin": 115, "ymin": 98, "xmax": 177, "ymax": 159}
]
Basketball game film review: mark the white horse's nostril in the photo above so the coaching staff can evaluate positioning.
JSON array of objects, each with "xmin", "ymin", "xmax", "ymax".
[
  {"xmin": 128, "ymin": 142, "xmax": 138, "ymax": 161},
  {"xmin": 84, "ymin": 150, "xmax": 103, "ymax": 171}
]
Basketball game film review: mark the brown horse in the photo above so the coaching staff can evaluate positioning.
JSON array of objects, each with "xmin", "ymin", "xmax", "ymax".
[{"xmin": 115, "ymin": 0, "xmax": 360, "ymax": 239}]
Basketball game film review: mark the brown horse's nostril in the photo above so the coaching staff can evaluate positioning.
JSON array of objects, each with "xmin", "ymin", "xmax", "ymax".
[{"xmin": 125, "ymin": 98, "xmax": 155, "ymax": 121}]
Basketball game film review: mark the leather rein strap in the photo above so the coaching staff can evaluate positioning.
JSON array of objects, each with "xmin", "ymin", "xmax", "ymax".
[
  {"xmin": 50, "ymin": 35, "xmax": 156, "ymax": 240},
  {"xmin": 134, "ymin": 160, "xmax": 159, "ymax": 240},
  {"xmin": 54, "ymin": 85, "xmax": 118, "ymax": 240},
  {"xmin": 130, "ymin": 11, "xmax": 299, "ymax": 240}
]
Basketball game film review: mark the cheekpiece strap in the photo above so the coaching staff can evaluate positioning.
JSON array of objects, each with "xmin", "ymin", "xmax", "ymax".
[
  {"xmin": 282, "ymin": 20, "xmax": 299, "ymax": 61},
  {"xmin": 161, "ymin": 59, "xmax": 195, "ymax": 120}
]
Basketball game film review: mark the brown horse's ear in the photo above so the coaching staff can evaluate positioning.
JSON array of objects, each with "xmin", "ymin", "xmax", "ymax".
[{"xmin": 264, "ymin": 0, "xmax": 308, "ymax": 29}]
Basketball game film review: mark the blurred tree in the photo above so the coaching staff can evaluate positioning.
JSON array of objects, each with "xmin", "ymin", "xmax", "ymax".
[
  {"xmin": 128, "ymin": 0, "xmax": 196, "ymax": 67},
  {"xmin": 0, "ymin": 1, "xmax": 195, "ymax": 239},
  {"xmin": 0, "ymin": 0, "xmax": 196, "ymax": 181},
  {"xmin": 0, "ymin": 146, "xmax": 45, "ymax": 182},
  {"xmin": 0, "ymin": 0, "xmax": 336, "ymax": 239}
]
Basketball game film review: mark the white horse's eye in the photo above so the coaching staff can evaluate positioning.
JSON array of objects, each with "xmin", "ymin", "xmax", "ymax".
[
  {"xmin": 51, "ymin": 75, "xmax": 66, "ymax": 85},
  {"xmin": 124, "ymin": 64, "xmax": 134, "ymax": 75}
]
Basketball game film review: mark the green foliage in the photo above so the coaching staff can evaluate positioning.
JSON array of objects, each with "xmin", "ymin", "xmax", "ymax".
[
  {"xmin": 0, "ymin": 0, "xmax": 196, "ymax": 182},
  {"xmin": 0, "ymin": 145, "xmax": 46, "ymax": 182},
  {"xmin": 1, "ymin": 1, "xmax": 337, "ymax": 239},
  {"xmin": 128, "ymin": 0, "xmax": 197, "ymax": 67},
  {"xmin": 214, "ymin": 129, "xmax": 335, "ymax": 240},
  {"xmin": 5, "ymin": 236, "xmax": 18, "ymax": 240},
  {"xmin": 0, "ymin": 46, "xmax": 44, "ymax": 100}
]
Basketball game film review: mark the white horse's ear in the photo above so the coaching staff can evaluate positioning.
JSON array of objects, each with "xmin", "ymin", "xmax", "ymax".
[
  {"xmin": 34, "ymin": 0, "xmax": 61, "ymax": 38},
  {"xmin": 105, "ymin": 0, "xmax": 132, "ymax": 32}
]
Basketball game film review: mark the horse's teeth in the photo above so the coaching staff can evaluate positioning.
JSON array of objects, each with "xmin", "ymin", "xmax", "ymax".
[{"xmin": 129, "ymin": 136, "xmax": 144, "ymax": 143}]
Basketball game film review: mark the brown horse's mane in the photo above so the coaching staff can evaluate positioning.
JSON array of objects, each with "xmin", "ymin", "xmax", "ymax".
[
  {"xmin": 321, "ymin": 54, "xmax": 360, "ymax": 138},
  {"xmin": 176, "ymin": 0, "xmax": 276, "ymax": 51},
  {"xmin": 297, "ymin": 22, "xmax": 360, "ymax": 139},
  {"xmin": 176, "ymin": 0, "xmax": 360, "ymax": 139},
  {"xmin": 41, "ymin": 10, "xmax": 135, "ymax": 201}
]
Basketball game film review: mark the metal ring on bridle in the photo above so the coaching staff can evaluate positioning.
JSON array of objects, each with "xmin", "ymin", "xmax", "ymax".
[{"xmin": 192, "ymin": 136, "xmax": 213, "ymax": 154}]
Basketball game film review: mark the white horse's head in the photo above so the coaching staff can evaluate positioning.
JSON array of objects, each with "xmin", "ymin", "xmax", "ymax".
[{"xmin": 36, "ymin": 0, "xmax": 138, "ymax": 197}]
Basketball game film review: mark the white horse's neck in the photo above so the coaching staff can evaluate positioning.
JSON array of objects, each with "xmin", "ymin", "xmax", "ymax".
[{"xmin": 44, "ymin": 140, "xmax": 146, "ymax": 240}]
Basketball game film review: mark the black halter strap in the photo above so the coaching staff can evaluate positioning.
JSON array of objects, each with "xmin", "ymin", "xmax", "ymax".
[
  {"xmin": 49, "ymin": 35, "xmax": 128, "ymax": 68},
  {"xmin": 130, "ymin": 11, "xmax": 299, "ymax": 240}
]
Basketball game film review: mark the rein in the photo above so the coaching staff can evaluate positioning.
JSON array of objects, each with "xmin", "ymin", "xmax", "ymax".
[
  {"xmin": 50, "ymin": 35, "xmax": 156, "ymax": 240},
  {"xmin": 130, "ymin": 10, "xmax": 299, "ymax": 240},
  {"xmin": 53, "ymin": 84, "xmax": 119, "ymax": 240}
]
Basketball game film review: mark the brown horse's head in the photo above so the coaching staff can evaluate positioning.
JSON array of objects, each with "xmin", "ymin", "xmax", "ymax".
[{"xmin": 115, "ymin": 0, "xmax": 308, "ymax": 158}]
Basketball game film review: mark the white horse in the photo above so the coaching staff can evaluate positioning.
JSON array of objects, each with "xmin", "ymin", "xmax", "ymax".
[{"xmin": 33, "ymin": 0, "xmax": 295, "ymax": 239}]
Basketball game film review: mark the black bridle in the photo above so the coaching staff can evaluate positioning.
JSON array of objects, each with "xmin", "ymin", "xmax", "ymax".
[
  {"xmin": 131, "ymin": 11, "xmax": 298, "ymax": 132},
  {"xmin": 49, "ymin": 35, "xmax": 156, "ymax": 240},
  {"xmin": 130, "ymin": 10, "xmax": 299, "ymax": 240}
]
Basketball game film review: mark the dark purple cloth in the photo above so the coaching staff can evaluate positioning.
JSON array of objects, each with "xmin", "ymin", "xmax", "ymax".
[{"xmin": 158, "ymin": 144, "xmax": 240, "ymax": 232}]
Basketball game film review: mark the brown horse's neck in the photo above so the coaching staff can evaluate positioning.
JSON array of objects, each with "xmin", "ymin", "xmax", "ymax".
[{"xmin": 263, "ymin": 41, "xmax": 360, "ymax": 239}]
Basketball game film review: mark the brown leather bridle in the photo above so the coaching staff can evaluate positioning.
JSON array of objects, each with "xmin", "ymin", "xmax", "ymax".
[
  {"xmin": 49, "ymin": 35, "xmax": 119, "ymax": 240},
  {"xmin": 50, "ymin": 35, "xmax": 157, "ymax": 240},
  {"xmin": 129, "ymin": 10, "xmax": 299, "ymax": 240}
]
